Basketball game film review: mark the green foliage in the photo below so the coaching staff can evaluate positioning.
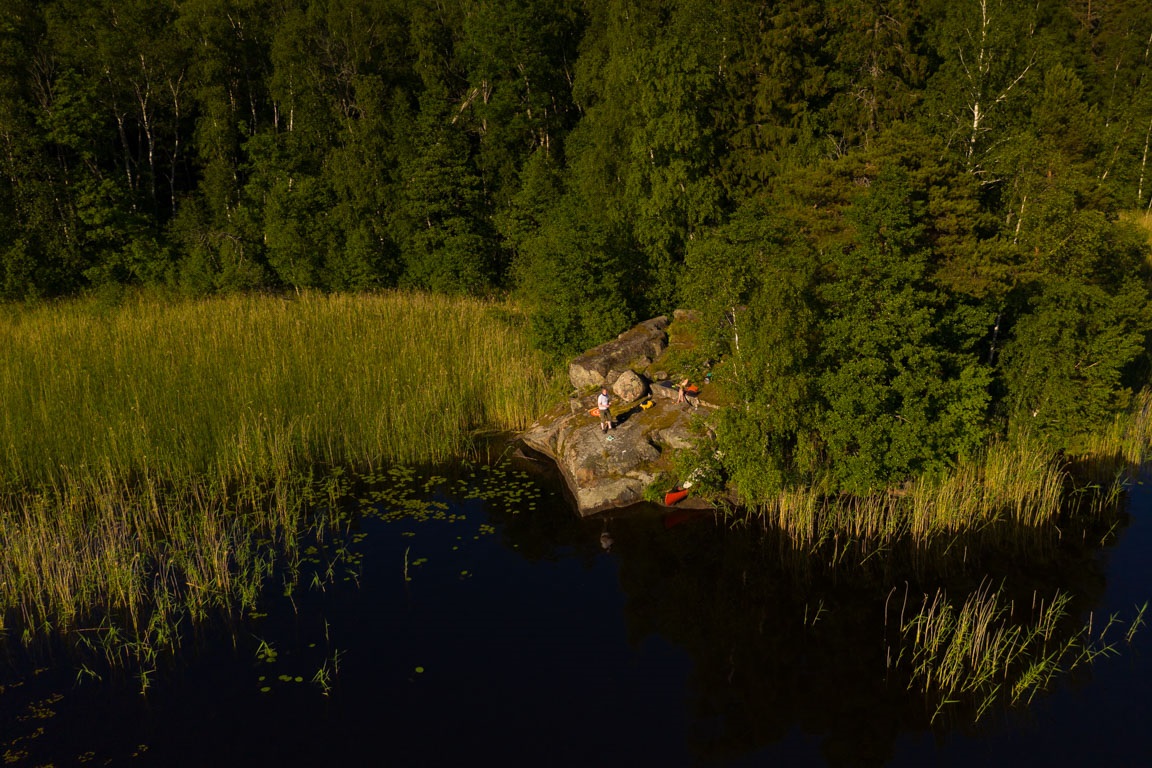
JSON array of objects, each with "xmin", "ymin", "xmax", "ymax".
[
  {"xmin": 1001, "ymin": 279, "xmax": 1151, "ymax": 442},
  {"xmin": 0, "ymin": 0, "xmax": 1150, "ymax": 496},
  {"xmin": 687, "ymin": 147, "xmax": 1011, "ymax": 497},
  {"xmin": 511, "ymin": 188, "xmax": 635, "ymax": 357},
  {"xmin": 673, "ymin": 432, "xmax": 726, "ymax": 499},
  {"xmin": 642, "ymin": 471, "xmax": 678, "ymax": 504},
  {"xmin": 397, "ymin": 105, "xmax": 496, "ymax": 294},
  {"xmin": 816, "ymin": 167, "xmax": 994, "ymax": 491},
  {"xmin": 683, "ymin": 200, "xmax": 824, "ymax": 498}
]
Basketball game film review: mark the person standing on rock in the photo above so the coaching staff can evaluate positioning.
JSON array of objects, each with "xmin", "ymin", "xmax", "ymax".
[{"xmin": 598, "ymin": 386, "xmax": 613, "ymax": 432}]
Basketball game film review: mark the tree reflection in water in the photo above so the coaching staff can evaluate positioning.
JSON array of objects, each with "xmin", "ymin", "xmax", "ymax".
[{"xmin": 495, "ymin": 457, "xmax": 1124, "ymax": 767}]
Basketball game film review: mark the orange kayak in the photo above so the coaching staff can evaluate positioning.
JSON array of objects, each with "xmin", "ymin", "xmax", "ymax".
[{"xmin": 664, "ymin": 488, "xmax": 689, "ymax": 505}]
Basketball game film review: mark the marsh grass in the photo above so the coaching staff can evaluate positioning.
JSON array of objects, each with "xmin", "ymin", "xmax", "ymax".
[
  {"xmin": 745, "ymin": 440, "xmax": 1062, "ymax": 547},
  {"xmin": 1070, "ymin": 387, "xmax": 1152, "ymax": 479},
  {"xmin": 1, "ymin": 291, "xmax": 552, "ymax": 483},
  {"xmin": 738, "ymin": 420, "xmax": 1140, "ymax": 566},
  {"xmin": 0, "ymin": 291, "xmax": 555, "ymax": 666},
  {"xmin": 887, "ymin": 581, "xmax": 1132, "ymax": 724}
]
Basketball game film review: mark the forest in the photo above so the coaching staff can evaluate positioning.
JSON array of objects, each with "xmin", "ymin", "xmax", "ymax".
[{"xmin": 3, "ymin": 0, "xmax": 1152, "ymax": 498}]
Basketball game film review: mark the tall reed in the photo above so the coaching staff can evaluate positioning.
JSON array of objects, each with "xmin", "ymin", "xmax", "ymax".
[
  {"xmin": 887, "ymin": 581, "xmax": 1126, "ymax": 724},
  {"xmin": 1072, "ymin": 387, "xmax": 1152, "ymax": 476},
  {"xmin": 741, "ymin": 434, "xmax": 1115, "ymax": 562},
  {"xmin": 0, "ymin": 291, "xmax": 556, "ymax": 660},
  {"xmin": 0, "ymin": 291, "xmax": 553, "ymax": 485}
]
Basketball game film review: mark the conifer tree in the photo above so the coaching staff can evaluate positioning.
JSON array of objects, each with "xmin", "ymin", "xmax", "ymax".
[{"xmin": 397, "ymin": 100, "xmax": 495, "ymax": 294}]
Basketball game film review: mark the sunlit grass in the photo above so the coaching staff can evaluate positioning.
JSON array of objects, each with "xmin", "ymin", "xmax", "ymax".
[
  {"xmin": 1070, "ymin": 387, "xmax": 1152, "ymax": 475},
  {"xmin": 0, "ymin": 291, "xmax": 557, "ymax": 663},
  {"xmin": 887, "ymin": 581, "xmax": 1134, "ymax": 724},
  {"xmin": 738, "ymin": 397, "xmax": 1151, "ymax": 559},
  {"xmin": 0, "ymin": 291, "xmax": 553, "ymax": 484},
  {"xmin": 744, "ymin": 439, "xmax": 1070, "ymax": 552}
]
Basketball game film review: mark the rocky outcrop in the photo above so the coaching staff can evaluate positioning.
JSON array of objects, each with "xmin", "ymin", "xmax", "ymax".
[
  {"xmin": 568, "ymin": 316, "xmax": 669, "ymax": 389},
  {"xmin": 520, "ymin": 395, "xmax": 700, "ymax": 515},
  {"xmin": 522, "ymin": 315, "xmax": 716, "ymax": 517}
]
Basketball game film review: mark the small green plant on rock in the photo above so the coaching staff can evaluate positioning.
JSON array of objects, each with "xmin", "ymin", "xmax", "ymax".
[
  {"xmin": 672, "ymin": 426, "xmax": 726, "ymax": 499},
  {"xmin": 643, "ymin": 472, "xmax": 680, "ymax": 503}
]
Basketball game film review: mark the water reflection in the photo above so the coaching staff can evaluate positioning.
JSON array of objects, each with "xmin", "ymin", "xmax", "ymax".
[
  {"xmin": 496, "ymin": 457, "xmax": 1129, "ymax": 767},
  {"xmin": 0, "ymin": 454, "xmax": 1144, "ymax": 768}
]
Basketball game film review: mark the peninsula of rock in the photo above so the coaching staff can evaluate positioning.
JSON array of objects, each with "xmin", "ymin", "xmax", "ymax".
[{"xmin": 519, "ymin": 313, "xmax": 716, "ymax": 516}]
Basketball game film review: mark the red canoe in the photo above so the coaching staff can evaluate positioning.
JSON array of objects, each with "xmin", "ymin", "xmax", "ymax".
[{"xmin": 664, "ymin": 488, "xmax": 690, "ymax": 505}]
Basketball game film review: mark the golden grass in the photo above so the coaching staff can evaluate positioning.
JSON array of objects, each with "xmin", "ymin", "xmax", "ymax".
[
  {"xmin": 1070, "ymin": 387, "xmax": 1152, "ymax": 474},
  {"xmin": 0, "ymin": 291, "xmax": 557, "ymax": 662},
  {"xmin": 889, "ymin": 581, "xmax": 1125, "ymax": 723},
  {"xmin": 738, "ymin": 421, "xmax": 1140, "ymax": 560},
  {"xmin": 746, "ymin": 440, "xmax": 1063, "ymax": 549},
  {"xmin": 0, "ymin": 291, "xmax": 553, "ymax": 484},
  {"xmin": 737, "ymin": 385, "xmax": 1152, "ymax": 557}
]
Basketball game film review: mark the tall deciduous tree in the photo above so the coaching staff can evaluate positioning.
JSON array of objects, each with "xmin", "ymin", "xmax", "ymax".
[
  {"xmin": 684, "ymin": 202, "xmax": 822, "ymax": 499},
  {"xmin": 923, "ymin": 0, "xmax": 1050, "ymax": 177}
]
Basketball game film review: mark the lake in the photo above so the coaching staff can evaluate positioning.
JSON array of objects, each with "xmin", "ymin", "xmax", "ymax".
[{"xmin": 2, "ymin": 455, "xmax": 1149, "ymax": 767}]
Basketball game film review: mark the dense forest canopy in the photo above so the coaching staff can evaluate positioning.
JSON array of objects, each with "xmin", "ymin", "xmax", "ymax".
[{"xmin": 3, "ymin": 0, "xmax": 1151, "ymax": 495}]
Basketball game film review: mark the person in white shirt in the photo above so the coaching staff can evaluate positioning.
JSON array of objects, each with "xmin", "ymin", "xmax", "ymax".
[{"xmin": 597, "ymin": 387, "xmax": 612, "ymax": 432}]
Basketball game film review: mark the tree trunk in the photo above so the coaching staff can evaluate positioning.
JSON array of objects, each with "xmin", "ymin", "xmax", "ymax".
[{"xmin": 1139, "ymin": 115, "xmax": 1151, "ymax": 208}]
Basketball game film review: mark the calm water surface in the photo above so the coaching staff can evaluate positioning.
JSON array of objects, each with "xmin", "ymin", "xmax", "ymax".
[{"xmin": 2, "ymin": 459, "xmax": 1150, "ymax": 767}]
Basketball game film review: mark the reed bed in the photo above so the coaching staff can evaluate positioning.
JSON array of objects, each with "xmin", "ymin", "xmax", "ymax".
[
  {"xmin": 887, "ymin": 581, "xmax": 1127, "ymax": 724},
  {"xmin": 1071, "ymin": 387, "xmax": 1152, "ymax": 476},
  {"xmin": 0, "ymin": 291, "xmax": 553, "ymax": 484},
  {"xmin": 740, "ymin": 430, "xmax": 1131, "ymax": 563},
  {"xmin": 0, "ymin": 291, "xmax": 556, "ymax": 662}
]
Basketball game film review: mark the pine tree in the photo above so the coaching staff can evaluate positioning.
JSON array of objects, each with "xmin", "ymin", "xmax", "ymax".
[{"xmin": 397, "ymin": 100, "xmax": 495, "ymax": 294}]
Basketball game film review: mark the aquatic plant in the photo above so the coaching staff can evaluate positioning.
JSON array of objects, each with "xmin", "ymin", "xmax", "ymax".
[
  {"xmin": 1071, "ymin": 387, "xmax": 1152, "ymax": 478},
  {"xmin": 886, "ymin": 581, "xmax": 1138, "ymax": 724},
  {"xmin": 0, "ymin": 291, "xmax": 556, "ymax": 667},
  {"xmin": 737, "ymin": 432, "xmax": 1128, "ymax": 565}
]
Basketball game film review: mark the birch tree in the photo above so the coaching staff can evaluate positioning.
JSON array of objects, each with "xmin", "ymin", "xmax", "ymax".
[{"xmin": 925, "ymin": 0, "xmax": 1044, "ymax": 178}]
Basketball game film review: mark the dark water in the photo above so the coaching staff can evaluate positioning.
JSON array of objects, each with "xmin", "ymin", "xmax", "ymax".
[{"xmin": 2, "ymin": 458, "xmax": 1150, "ymax": 767}]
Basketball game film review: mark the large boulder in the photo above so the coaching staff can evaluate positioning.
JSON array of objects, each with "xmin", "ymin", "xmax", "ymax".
[
  {"xmin": 654, "ymin": 424, "xmax": 696, "ymax": 451},
  {"xmin": 568, "ymin": 316, "xmax": 669, "ymax": 389},
  {"xmin": 612, "ymin": 370, "xmax": 648, "ymax": 403},
  {"xmin": 651, "ymin": 379, "xmax": 704, "ymax": 408},
  {"xmin": 651, "ymin": 380, "xmax": 679, "ymax": 401}
]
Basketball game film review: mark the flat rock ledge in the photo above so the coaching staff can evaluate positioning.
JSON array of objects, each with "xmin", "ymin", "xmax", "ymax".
[{"xmin": 520, "ymin": 316, "xmax": 715, "ymax": 517}]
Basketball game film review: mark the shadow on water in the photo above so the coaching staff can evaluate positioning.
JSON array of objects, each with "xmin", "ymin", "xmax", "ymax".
[
  {"xmin": 494, "ymin": 457, "xmax": 1149, "ymax": 766},
  {"xmin": 1, "ymin": 450, "xmax": 1149, "ymax": 767}
]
